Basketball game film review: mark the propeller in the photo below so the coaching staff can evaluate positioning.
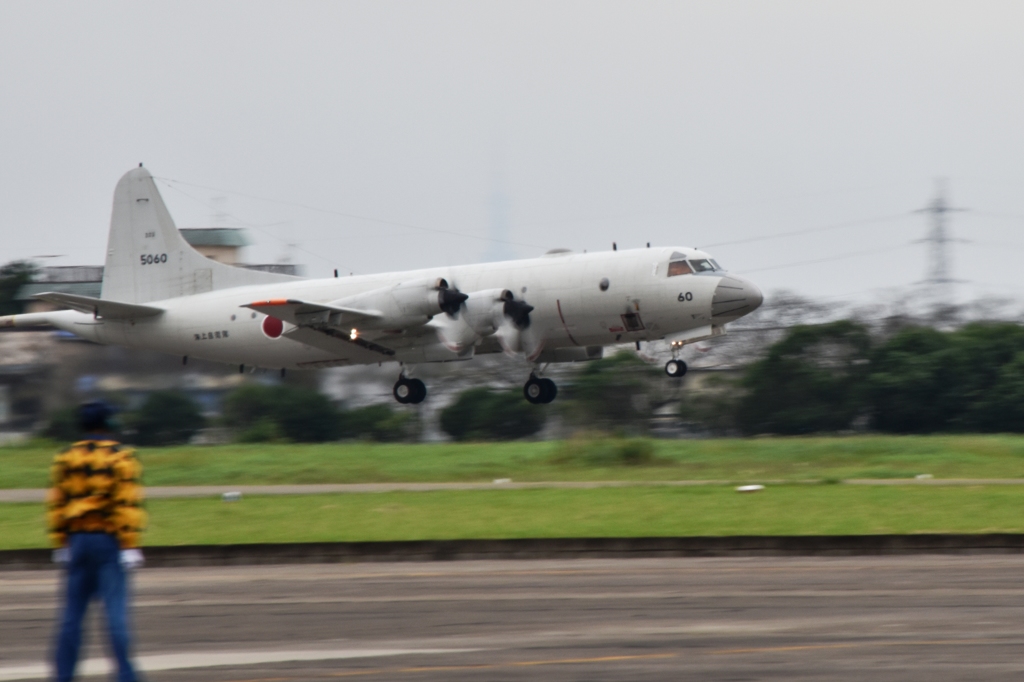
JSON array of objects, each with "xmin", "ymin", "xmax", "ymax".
[
  {"xmin": 501, "ymin": 290, "xmax": 533, "ymax": 329},
  {"xmin": 432, "ymin": 286, "xmax": 546, "ymax": 360},
  {"xmin": 433, "ymin": 281, "xmax": 482, "ymax": 355},
  {"xmin": 437, "ymin": 284, "xmax": 469, "ymax": 317},
  {"xmin": 494, "ymin": 290, "xmax": 545, "ymax": 361}
]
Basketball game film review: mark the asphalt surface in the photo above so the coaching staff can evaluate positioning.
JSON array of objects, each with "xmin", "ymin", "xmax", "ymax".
[{"xmin": 3, "ymin": 556, "xmax": 1024, "ymax": 681}]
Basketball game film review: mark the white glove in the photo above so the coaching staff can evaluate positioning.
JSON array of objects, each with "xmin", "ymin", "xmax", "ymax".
[
  {"xmin": 52, "ymin": 548, "xmax": 70, "ymax": 564},
  {"xmin": 119, "ymin": 549, "xmax": 144, "ymax": 570}
]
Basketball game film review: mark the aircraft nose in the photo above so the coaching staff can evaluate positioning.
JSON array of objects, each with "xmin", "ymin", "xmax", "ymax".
[{"xmin": 711, "ymin": 274, "xmax": 763, "ymax": 322}]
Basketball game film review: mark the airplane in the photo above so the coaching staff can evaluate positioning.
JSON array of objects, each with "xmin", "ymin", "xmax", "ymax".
[{"xmin": 0, "ymin": 166, "xmax": 763, "ymax": 405}]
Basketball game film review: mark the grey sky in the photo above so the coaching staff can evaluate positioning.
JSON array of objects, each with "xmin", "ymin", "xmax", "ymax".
[{"xmin": 1, "ymin": 1, "xmax": 1022, "ymax": 302}]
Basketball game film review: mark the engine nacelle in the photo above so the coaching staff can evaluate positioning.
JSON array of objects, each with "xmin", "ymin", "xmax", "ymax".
[
  {"xmin": 329, "ymin": 278, "xmax": 461, "ymax": 330},
  {"xmin": 461, "ymin": 289, "xmax": 506, "ymax": 336}
]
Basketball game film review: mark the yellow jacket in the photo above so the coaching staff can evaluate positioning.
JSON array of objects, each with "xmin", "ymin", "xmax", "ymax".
[{"xmin": 47, "ymin": 439, "xmax": 146, "ymax": 549}]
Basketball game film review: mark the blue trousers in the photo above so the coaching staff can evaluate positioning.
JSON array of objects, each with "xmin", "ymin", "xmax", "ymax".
[{"xmin": 54, "ymin": 533, "xmax": 137, "ymax": 682}]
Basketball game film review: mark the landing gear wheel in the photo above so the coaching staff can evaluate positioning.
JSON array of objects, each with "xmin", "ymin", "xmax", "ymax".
[
  {"xmin": 539, "ymin": 378, "xmax": 557, "ymax": 403},
  {"xmin": 524, "ymin": 376, "xmax": 557, "ymax": 404},
  {"xmin": 393, "ymin": 379, "xmax": 412, "ymax": 404},
  {"xmin": 665, "ymin": 359, "xmax": 688, "ymax": 378},
  {"xmin": 524, "ymin": 377, "xmax": 544, "ymax": 404},
  {"xmin": 394, "ymin": 377, "xmax": 427, "ymax": 404},
  {"xmin": 408, "ymin": 378, "xmax": 426, "ymax": 404}
]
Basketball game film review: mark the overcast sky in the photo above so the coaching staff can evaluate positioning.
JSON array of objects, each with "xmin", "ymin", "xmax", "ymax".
[{"xmin": 2, "ymin": 1, "xmax": 1023, "ymax": 303}]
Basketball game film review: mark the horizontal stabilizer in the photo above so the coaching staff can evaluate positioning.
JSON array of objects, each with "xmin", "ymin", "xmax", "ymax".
[
  {"xmin": 32, "ymin": 292, "xmax": 164, "ymax": 319},
  {"xmin": 242, "ymin": 298, "xmax": 381, "ymax": 327}
]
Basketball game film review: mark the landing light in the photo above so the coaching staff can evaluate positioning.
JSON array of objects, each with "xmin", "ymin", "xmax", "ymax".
[{"xmin": 350, "ymin": 328, "xmax": 359, "ymax": 340}]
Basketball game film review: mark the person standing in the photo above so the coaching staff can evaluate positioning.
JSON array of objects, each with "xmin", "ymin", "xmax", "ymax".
[{"xmin": 48, "ymin": 401, "xmax": 147, "ymax": 682}]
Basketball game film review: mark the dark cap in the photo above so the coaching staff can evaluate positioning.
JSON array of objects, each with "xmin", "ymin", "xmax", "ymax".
[{"xmin": 77, "ymin": 401, "xmax": 115, "ymax": 433}]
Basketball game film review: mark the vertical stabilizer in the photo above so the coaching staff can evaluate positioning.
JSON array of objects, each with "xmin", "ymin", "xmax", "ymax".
[{"xmin": 101, "ymin": 167, "xmax": 298, "ymax": 303}]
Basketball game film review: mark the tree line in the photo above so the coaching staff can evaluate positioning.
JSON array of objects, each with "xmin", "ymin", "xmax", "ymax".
[
  {"xmin": 694, "ymin": 320, "xmax": 1024, "ymax": 435},
  {"xmin": 41, "ymin": 319, "xmax": 1024, "ymax": 444},
  {"xmin": 44, "ymin": 385, "xmax": 419, "ymax": 446}
]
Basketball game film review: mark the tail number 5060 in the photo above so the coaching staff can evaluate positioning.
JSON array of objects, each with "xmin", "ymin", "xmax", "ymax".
[{"xmin": 140, "ymin": 254, "xmax": 168, "ymax": 265}]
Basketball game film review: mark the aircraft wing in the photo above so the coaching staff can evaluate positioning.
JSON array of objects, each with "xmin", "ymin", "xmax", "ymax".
[
  {"xmin": 283, "ymin": 326, "xmax": 396, "ymax": 362},
  {"xmin": 31, "ymin": 292, "xmax": 164, "ymax": 319},
  {"xmin": 242, "ymin": 298, "xmax": 381, "ymax": 327},
  {"xmin": 243, "ymin": 298, "xmax": 396, "ymax": 362}
]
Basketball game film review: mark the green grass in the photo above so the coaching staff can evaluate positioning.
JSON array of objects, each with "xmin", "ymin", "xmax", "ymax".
[
  {"xmin": 6, "ymin": 435, "xmax": 1024, "ymax": 489},
  {"xmin": 4, "ymin": 485, "xmax": 1024, "ymax": 550}
]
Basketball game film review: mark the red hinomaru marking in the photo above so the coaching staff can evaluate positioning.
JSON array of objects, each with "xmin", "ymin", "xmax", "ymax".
[
  {"xmin": 262, "ymin": 316, "xmax": 284, "ymax": 338},
  {"xmin": 252, "ymin": 298, "xmax": 290, "ymax": 306}
]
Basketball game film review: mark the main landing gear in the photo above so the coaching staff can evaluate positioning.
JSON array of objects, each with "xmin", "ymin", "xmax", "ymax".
[
  {"xmin": 393, "ymin": 375, "xmax": 426, "ymax": 404},
  {"xmin": 665, "ymin": 359, "xmax": 688, "ymax": 378},
  {"xmin": 524, "ymin": 374, "xmax": 557, "ymax": 404}
]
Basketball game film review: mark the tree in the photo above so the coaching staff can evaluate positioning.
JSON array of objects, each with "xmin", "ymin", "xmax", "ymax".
[
  {"xmin": 736, "ymin": 321, "xmax": 872, "ymax": 435},
  {"xmin": 954, "ymin": 323, "xmax": 1024, "ymax": 430},
  {"xmin": 128, "ymin": 391, "xmax": 206, "ymax": 445},
  {"xmin": 340, "ymin": 404, "xmax": 413, "ymax": 442},
  {"xmin": 561, "ymin": 351, "xmax": 658, "ymax": 432},
  {"xmin": 43, "ymin": 407, "xmax": 83, "ymax": 442},
  {"xmin": 865, "ymin": 326, "xmax": 953, "ymax": 433},
  {"xmin": 867, "ymin": 322, "xmax": 1024, "ymax": 433},
  {"xmin": 222, "ymin": 384, "xmax": 280, "ymax": 425},
  {"xmin": 972, "ymin": 351, "xmax": 1024, "ymax": 432},
  {"xmin": 274, "ymin": 387, "xmax": 341, "ymax": 442},
  {"xmin": 677, "ymin": 373, "xmax": 742, "ymax": 436},
  {"xmin": 222, "ymin": 384, "xmax": 342, "ymax": 442},
  {"xmin": 0, "ymin": 260, "xmax": 38, "ymax": 316},
  {"xmin": 440, "ymin": 387, "xmax": 545, "ymax": 441}
]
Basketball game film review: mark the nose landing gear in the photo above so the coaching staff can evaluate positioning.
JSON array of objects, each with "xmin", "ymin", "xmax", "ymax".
[
  {"xmin": 665, "ymin": 359, "xmax": 688, "ymax": 378},
  {"xmin": 393, "ymin": 376, "xmax": 427, "ymax": 404},
  {"xmin": 524, "ymin": 374, "xmax": 557, "ymax": 404}
]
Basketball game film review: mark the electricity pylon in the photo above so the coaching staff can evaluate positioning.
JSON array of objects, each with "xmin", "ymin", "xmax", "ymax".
[{"xmin": 915, "ymin": 178, "xmax": 967, "ymax": 308}]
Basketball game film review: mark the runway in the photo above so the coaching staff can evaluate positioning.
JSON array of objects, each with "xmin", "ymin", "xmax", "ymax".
[{"xmin": 3, "ymin": 556, "xmax": 1024, "ymax": 681}]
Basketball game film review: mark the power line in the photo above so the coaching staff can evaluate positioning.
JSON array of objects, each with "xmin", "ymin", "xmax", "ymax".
[
  {"xmin": 154, "ymin": 176, "xmax": 547, "ymax": 251},
  {"xmin": 507, "ymin": 179, "xmax": 923, "ymax": 232},
  {"xmin": 742, "ymin": 242, "xmax": 914, "ymax": 274},
  {"xmin": 969, "ymin": 210, "xmax": 1024, "ymax": 224},
  {"xmin": 159, "ymin": 181, "xmax": 357, "ymax": 275},
  {"xmin": 963, "ymin": 239, "xmax": 1024, "ymax": 252},
  {"xmin": 700, "ymin": 212, "xmax": 912, "ymax": 249}
]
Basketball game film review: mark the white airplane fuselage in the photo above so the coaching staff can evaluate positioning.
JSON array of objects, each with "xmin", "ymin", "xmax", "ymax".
[
  {"xmin": 0, "ymin": 167, "xmax": 763, "ymax": 387},
  {"xmin": 31, "ymin": 248, "xmax": 749, "ymax": 369}
]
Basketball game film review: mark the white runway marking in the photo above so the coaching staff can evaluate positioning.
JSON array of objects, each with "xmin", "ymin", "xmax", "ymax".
[{"xmin": 0, "ymin": 648, "xmax": 478, "ymax": 681}]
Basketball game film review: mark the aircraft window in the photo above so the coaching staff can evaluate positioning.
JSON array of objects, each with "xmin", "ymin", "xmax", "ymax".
[
  {"xmin": 667, "ymin": 260, "xmax": 693, "ymax": 277},
  {"xmin": 709, "ymin": 259, "xmax": 724, "ymax": 270},
  {"xmin": 690, "ymin": 259, "xmax": 715, "ymax": 272}
]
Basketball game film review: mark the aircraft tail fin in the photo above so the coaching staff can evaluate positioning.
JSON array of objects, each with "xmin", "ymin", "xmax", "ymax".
[{"xmin": 101, "ymin": 166, "xmax": 298, "ymax": 303}]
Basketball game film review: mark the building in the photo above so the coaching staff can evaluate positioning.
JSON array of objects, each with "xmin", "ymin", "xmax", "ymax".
[
  {"xmin": 0, "ymin": 227, "xmax": 304, "ymax": 437},
  {"xmin": 16, "ymin": 228, "xmax": 300, "ymax": 313},
  {"xmin": 178, "ymin": 228, "xmax": 251, "ymax": 264}
]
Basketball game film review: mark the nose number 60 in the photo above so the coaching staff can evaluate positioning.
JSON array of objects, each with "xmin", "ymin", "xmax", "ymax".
[{"xmin": 677, "ymin": 292, "xmax": 693, "ymax": 302}]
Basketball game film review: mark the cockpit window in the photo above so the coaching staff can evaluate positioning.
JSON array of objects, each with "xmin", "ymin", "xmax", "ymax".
[
  {"xmin": 689, "ymin": 259, "xmax": 715, "ymax": 272},
  {"xmin": 709, "ymin": 259, "xmax": 724, "ymax": 270},
  {"xmin": 667, "ymin": 260, "xmax": 693, "ymax": 277}
]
